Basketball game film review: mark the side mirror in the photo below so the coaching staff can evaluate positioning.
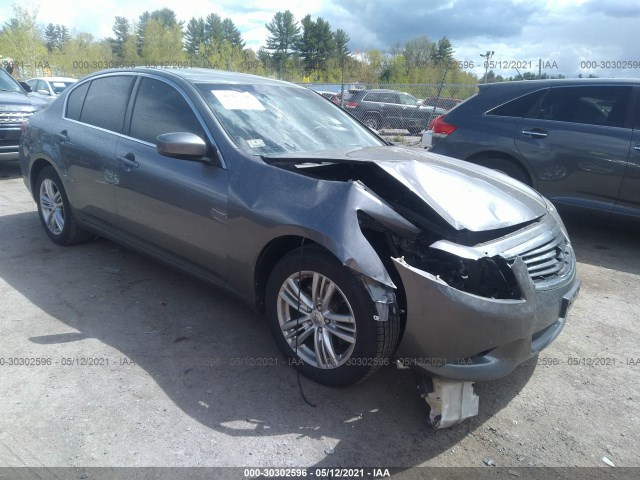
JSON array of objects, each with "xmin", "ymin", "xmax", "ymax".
[
  {"xmin": 156, "ymin": 132, "xmax": 207, "ymax": 159},
  {"xmin": 20, "ymin": 82, "xmax": 32, "ymax": 92},
  {"xmin": 37, "ymin": 89, "xmax": 51, "ymax": 96}
]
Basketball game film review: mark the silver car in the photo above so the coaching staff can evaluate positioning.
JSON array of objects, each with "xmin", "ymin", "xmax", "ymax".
[{"xmin": 19, "ymin": 68, "xmax": 580, "ymax": 393}]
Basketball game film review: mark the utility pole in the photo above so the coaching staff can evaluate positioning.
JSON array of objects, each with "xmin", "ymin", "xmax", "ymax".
[{"xmin": 480, "ymin": 50, "xmax": 494, "ymax": 84}]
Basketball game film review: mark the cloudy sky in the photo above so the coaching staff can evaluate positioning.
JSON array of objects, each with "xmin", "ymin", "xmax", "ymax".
[{"xmin": 4, "ymin": 0, "xmax": 639, "ymax": 78}]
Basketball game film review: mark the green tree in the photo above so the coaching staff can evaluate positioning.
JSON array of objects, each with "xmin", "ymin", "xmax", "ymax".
[
  {"xmin": 111, "ymin": 16, "xmax": 131, "ymax": 60},
  {"xmin": 0, "ymin": 6, "xmax": 46, "ymax": 77},
  {"xmin": 431, "ymin": 37, "xmax": 454, "ymax": 65},
  {"xmin": 297, "ymin": 15, "xmax": 334, "ymax": 73},
  {"xmin": 221, "ymin": 18, "xmax": 244, "ymax": 48},
  {"xmin": 56, "ymin": 25, "xmax": 71, "ymax": 48},
  {"xmin": 137, "ymin": 9, "xmax": 181, "ymax": 56},
  {"xmin": 141, "ymin": 18, "xmax": 184, "ymax": 64},
  {"xmin": 403, "ymin": 36, "xmax": 434, "ymax": 69},
  {"xmin": 265, "ymin": 10, "xmax": 300, "ymax": 73},
  {"xmin": 44, "ymin": 23, "xmax": 57, "ymax": 52},
  {"xmin": 204, "ymin": 13, "xmax": 224, "ymax": 45},
  {"xmin": 184, "ymin": 17, "xmax": 205, "ymax": 55}
]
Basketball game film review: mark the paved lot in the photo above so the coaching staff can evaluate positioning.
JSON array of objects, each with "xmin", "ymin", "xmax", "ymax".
[{"xmin": 0, "ymin": 160, "xmax": 639, "ymax": 470}]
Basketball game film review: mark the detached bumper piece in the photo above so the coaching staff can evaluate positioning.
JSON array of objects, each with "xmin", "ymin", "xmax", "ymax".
[{"xmin": 417, "ymin": 376, "xmax": 479, "ymax": 429}]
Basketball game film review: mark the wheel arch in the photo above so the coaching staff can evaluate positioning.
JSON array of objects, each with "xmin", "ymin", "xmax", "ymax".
[
  {"xmin": 29, "ymin": 157, "xmax": 57, "ymax": 200},
  {"xmin": 254, "ymin": 235, "xmax": 322, "ymax": 313},
  {"xmin": 466, "ymin": 151, "xmax": 535, "ymax": 187}
]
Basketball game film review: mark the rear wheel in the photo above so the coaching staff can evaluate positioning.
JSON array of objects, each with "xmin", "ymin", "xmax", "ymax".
[
  {"xmin": 266, "ymin": 248, "xmax": 400, "ymax": 386},
  {"xmin": 35, "ymin": 166, "xmax": 91, "ymax": 245},
  {"xmin": 474, "ymin": 157, "xmax": 531, "ymax": 186},
  {"xmin": 362, "ymin": 115, "xmax": 381, "ymax": 131}
]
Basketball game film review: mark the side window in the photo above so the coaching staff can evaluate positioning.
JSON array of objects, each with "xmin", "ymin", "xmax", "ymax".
[
  {"xmin": 537, "ymin": 86, "xmax": 632, "ymax": 127},
  {"xmin": 65, "ymin": 81, "xmax": 91, "ymax": 121},
  {"xmin": 79, "ymin": 75, "xmax": 134, "ymax": 132},
  {"xmin": 36, "ymin": 80, "xmax": 48, "ymax": 93},
  {"xmin": 129, "ymin": 77, "xmax": 205, "ymax": 145},
  {"xmin": 399, "ymin": 94, "xmax": 418, "ymax": 105},
  {"xmin": 363, "ymin": 92, "xmax": 382, "ymax": 103},
  {"xmin": 488, "ymin": 89, "xmax": 547, "ymax": 118},
  {"xmin": 380, "ymin": 93, "xmax": 395, "ymax": 103}
]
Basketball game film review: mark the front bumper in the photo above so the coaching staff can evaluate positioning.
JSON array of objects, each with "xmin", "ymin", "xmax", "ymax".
[{"xmin": 392, "ymin": 248, "xmax": 580, "ymax": 382}]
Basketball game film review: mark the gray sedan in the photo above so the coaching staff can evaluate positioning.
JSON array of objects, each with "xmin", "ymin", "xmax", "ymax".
[{"xmin": 19, "ymin": 69, "xmax": 579, "ymax": 400}]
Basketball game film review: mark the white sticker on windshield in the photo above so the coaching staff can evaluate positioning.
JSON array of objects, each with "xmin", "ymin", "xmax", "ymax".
[
  {"xmin": 247, "ymin": 139, "xmax": 266, "ymax": 148},
  {"xmin": 211, "ymin": 90, "xmax": 265, "ymax": 110}
]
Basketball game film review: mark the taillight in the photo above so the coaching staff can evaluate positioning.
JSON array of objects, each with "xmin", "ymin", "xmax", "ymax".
[
  {"xmin": 430, "ymin": 115, "xmax": 457, "ymax": 136},
  {"xmin": 344, "ymin": 101, "xmax": 358, "ymax": 109}
]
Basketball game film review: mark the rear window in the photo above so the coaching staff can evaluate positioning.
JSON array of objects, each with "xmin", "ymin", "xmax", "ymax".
[
  {"xmin": 79, "ymin": 75, "xmax": 134, "ymax": 133},
  {"xmin": 65, "ymin": 82, "xmax": 90, "ymax": 121},
  {"xmin": 487, "ymin": 89, "xmax": 547, "ymax": 118}
]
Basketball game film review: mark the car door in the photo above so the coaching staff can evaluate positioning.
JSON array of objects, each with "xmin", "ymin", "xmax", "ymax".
[
  {"xmin": 113, "ymin": 75, "xmax": 229, "ymax": 283},
  {"xmin": 398, "ymin": 92, "xmax": 427, "ymax": 132},
  {"xmin": 514, "ymin": 85, "xmax": 633, "ymax": 213},
  {"xmin": 380, "ymin": 92, "xmax": 405, "ymax": 129},
  {"xmin": 60, "ymin": 75, "xmax": 135, "ymax": 225},
  {"xmin": 615, "ymin": 91, "xmax": 640, "ymax": 217}
]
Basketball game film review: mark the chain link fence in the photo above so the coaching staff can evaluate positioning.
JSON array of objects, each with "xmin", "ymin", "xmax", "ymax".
[{"xmin": 302, "ymin": 83, "xmax": 479, "ymax": 141}]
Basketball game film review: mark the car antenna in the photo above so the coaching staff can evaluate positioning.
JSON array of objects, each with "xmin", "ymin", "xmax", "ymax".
[{"xmin": 295, "ymin": 237, "xmax": 316, "ymax": 407}]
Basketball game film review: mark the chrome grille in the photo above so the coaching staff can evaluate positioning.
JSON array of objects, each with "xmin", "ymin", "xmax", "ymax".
[
  {"xmin": 0, "ymin": 111, "xmax": 33, "ymax": 124},
  {"xmin": 520, "ymin": 235, "xmax": 566, "ymax": 280},
  {"xmin": 502, "ymin": 230, "xmax": 573, "ymax": 288}
]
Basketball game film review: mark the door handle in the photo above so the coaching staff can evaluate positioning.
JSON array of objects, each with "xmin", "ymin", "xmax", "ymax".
[
  {"xmin": 56, "ymin": 130, "xmax": 69, "ymax": 142},
  {"xmin": 634, "ymin": 145, "xmax": 640, "ymax": 151},
  {"xmin": 117, "ymin": 153, "xmax": 139, "ymax": 169},
  {"xmin": 522, "ymin": 129, "xmax": 548, "ymax": 138}
]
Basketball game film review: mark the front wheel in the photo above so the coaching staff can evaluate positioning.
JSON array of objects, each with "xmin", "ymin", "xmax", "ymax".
[
  {"xmin": 35, "ymin": 166, "xmax": 91, "ymax": 245},
  {"xmin": 266, "ymin": 248, "xmax": 400, "ymax": 386}
]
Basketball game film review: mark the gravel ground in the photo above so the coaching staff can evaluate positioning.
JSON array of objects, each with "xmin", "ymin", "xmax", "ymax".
[{"xmin": 0, "ymin": 160, "xmax": 638, "ymax": 474}]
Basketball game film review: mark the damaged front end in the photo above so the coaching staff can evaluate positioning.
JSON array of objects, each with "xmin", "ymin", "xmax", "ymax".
[{"xmin": 263, "ymin": 149, "xmax": 580, "ymax": 427}]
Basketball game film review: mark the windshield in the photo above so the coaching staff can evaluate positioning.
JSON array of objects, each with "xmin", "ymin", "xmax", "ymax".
[
  {"xmin": 196, "ymin": 84, "xmax": 384, "ymax": 155},
  {"xmin": 0, "ymin": 68, "xmax": 22, "ymax": 93},
  {"xmin": 50, "ymin": 81, "xmax": 75, "ymax": 95}
]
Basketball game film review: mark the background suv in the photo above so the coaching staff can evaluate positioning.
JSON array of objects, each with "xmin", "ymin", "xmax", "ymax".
[
  {"xmin": 344, "ymin": 88, "xmax": 444, "ymax": 134},
  {"xmin": 0, "ymin": 68, "xmax": 47, "ymax": 161},
  {"xmin": 426, "ymin": 79, "xmax": 640, "ymax": 219}
]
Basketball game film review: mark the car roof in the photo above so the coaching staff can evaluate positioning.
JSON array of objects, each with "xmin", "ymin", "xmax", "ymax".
[
  {"xmin": 28, "ymin": 77, "xmax": 77, "ymax": 82},
  {"xmin": 80, "ymin": 67, "xmax": 298, "ymax": 88},
  {"xmin": 479, "ymin": 78, "xmax": 640, "ymax": 93}
]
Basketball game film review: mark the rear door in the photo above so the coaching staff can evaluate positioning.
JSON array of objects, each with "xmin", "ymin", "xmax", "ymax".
[
  {"xmin": 61, "ymin": 75, "xmax": 135, "ymax": 225},
  {"xmin": 113, "ymin": 75, "xmax": 229, "ymax": 282},
  {"xmin": 515, "ymin": 85, "xmax": 633, "ymax": 213},
  {"xmin": 615, "ymin": 90, "xmax": 640, "ymax": 217},
  {"xmin": 380, "ymin": 92, "xmax": 405, "ymax": 129}
]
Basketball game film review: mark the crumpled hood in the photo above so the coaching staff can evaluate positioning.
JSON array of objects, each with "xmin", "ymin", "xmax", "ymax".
[{"xmin": 265, "ymin": 145, "xmax": 548, "ymax": 232}]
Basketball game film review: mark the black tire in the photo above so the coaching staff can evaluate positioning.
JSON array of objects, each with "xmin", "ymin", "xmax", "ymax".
[
  {"xmin": 362, "ymin": 115, "xmax": 381, "ymax": 131},
  {"xmin": 266, "ymin": 247, "xmax": 400, "ymax": 386},
  {"xmin": 475, "ymin": 157, "xmax": 531, "ymax": 186},
  {"xmin": 35, "ymin": 166, "xmax": 91, "ymax": 245}
]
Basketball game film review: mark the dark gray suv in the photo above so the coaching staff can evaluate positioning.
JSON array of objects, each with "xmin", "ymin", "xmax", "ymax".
[
  {"xmin": 0, "ymin": 68, "xmax": 47, "ymax": 161},
  {"xmin": 425, "ymin": 79, "xmax": 640, "ymax": 219},
  {"xmin": 344, "ymin": 88, "xmax": 444, "ymax": 134}
]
